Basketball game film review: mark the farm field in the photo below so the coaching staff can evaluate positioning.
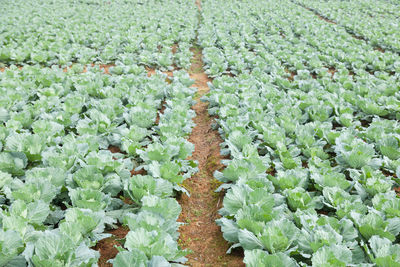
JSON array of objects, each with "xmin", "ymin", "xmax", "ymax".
[{"xmin": 0, "ymin": 0, "xmax": 400, "ymax": 266}]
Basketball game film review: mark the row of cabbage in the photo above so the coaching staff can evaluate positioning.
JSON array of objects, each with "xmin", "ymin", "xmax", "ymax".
[
  {"xmin": 0, "ymin": 0, "xmax": 197, "ymax": 69},
  {"xmin": 200, "ymin": 0, "xmax": 400, "ymax": 122},
  {"xmin": 0, "ymin": 62, "xmax": 198, "ymax": 266},
  {"xmin": 200, "ymin": 0, "xmax": 400, "ymax": 77},
  {"xmin": 199, "ymin": 0, "xmax": 400, "ymax": 265},
  {"xmin": 293, "ymin": 0, "xmax": 400, "ymax": 52}
]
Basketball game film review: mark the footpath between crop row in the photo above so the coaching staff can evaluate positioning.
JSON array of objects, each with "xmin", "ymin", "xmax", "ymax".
[{"xmin": 175, "ymin": 1, "xmax": 244, "ymax": 266}]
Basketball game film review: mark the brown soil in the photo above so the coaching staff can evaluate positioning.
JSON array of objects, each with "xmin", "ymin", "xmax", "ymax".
[
  {"xmin": 328, "ymin": 67, "xmax": 337, "ymax": 78},
  {"xmin": 317, "ymin": 13, "xmax": 336, "ymax": 24},
  {"xmin": 382, "ymin": 169, "xmax": 398, "ymax": 178},
  {"xmin": 108, "ymin": 146, "xmax": 122, "ymax": 154},
  {"xmin": 285, "ymin": 68, "xmax": 296, "ymax": 81},
  {"xmin": 130, "ymin": 168, "xmax": 147, "ymax": 176},
  {"xmin": 96, "ymin": 64, "xmax": 115, "ymax": 74},
  {"xmin": 0, "ymin": 66, "xmax": 23, "ymax": 72},
  {"xmin": 195, "ymin": 0, "xmax": 201, "ymax": 10},
  {"xmin": 95, "ymin": 226, "xmax": 130, "ymax": 267},
  {"xmin": 374, "ymin": 46, "xmax": 385, "ymax": 53},
  {"xmin": 303, "ymin": 6, "xmax": 336, "ymax": 24},
  {"xmin": 155, "ymin": 100, "xmax": 167, "ymax": 124},
  {"xmin": 382, "ymin": 169, "xmax": 399, "ymax": 197},
  {"xmin": 172, "ymin": 43, "xmax": 179, "ymax": 54},
  {"xmin": 394, "ymin": 185, "xmax": 400, "ymax": 197},
  {"xmin": 177, "ymin": 8, "xmax": 244, "ymax": 265},
  {"xmin": 266, "ymin": 167, "xmax": 277, "ymax": 177},
  {"xmin": 146, "ymin": 67, "xmax": 174, "ymax": 77},
  {"xmin": 63, "ymin": 63, "xmax": 116, "ymax": 74}
]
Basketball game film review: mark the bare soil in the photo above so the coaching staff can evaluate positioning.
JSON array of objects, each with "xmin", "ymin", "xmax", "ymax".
[
  {"xmin": 63, "ymin": 63, "xmax": 116, "ymax": 74},
  {"xmin": 146, "ymin": 67, "xmax": 174, "ymax": 77},
  {"xmin": 195, "ymin": 0, "xmax": 201, "ymax": 10},
  {"xmin": 285, "ymin": 68, "xmax": 297, "ymax": 81},
  {"xmin": 374, "ymin": 46, "xmax": 385, "ymax": 52},
  {"xmin": 177, "ymin": 30, "xmax": 244, "ymax": 267},
  {"xmin": 95, "ymin": 226, "xmax": 130, "ymax": 267},
  {"xmin": 0, "ymin": 66, "xmax": 22, "ymax": 72},
  {"xmin": 316, "ymin": 12, "xmax": 336, "ymax": 24},
  {"xmin": 172, "ymin": 43, "xmax": 179, "ymax": 54},
  {"xmin": 395, "ymin": 187, "xmax": 400, "ymax": 197}
]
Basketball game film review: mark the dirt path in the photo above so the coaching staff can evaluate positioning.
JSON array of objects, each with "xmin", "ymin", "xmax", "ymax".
[
  {"xmin": 176, "ymin": 3, "xmax": 244, "ymax": 264},
  {"xmin": 195, "ymin": 0, "xmax": 202, "ymax": 10}
]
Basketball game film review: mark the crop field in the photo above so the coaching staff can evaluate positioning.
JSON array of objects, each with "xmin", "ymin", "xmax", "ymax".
[{"xmin": 0, "ymin": 0, "xmax": 399, "ymax": 266}]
